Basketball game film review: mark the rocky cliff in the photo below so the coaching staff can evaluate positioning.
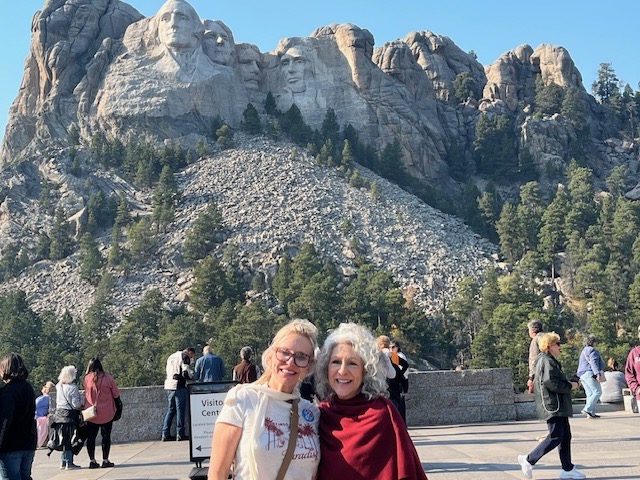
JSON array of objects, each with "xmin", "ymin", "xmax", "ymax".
[
  {"xmin": 0, "ymin": 0, "xmax": 639, "ymax": 318},
  {"xmin": 5, "ymin": 0, "xmax": 635, "ymax": 187},
  {"xmin": 0, "ymin": 135, "xmax": 494, "ymax": 318}
]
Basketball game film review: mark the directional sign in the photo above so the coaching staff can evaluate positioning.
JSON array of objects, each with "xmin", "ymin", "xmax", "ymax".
[{"xmin": 187, "ymin": 381, "xmax": 237, "ymax": 464}]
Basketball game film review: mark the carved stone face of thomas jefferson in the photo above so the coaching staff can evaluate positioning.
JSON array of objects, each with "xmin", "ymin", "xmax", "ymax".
[
  {"xmin": 203, "ymin": 20, "xmax": 234, "ymax": 66},
  {"xmin": 280, "ymin": 46, "xmax": 308, "ymax": 93},
  {"xmin": 157, "ymin": 0, "xmax": 201, "ymax": 53}
]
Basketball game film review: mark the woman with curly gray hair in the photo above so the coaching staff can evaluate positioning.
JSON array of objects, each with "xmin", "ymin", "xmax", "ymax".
[{"xmin": 315, "ymin": 323, "xmax": 427, "ymax": 480}]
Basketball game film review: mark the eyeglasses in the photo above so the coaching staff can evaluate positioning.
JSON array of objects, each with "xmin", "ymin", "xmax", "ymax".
[{"xmin": 273, "ymin": 347, "xmax": 312, "ymax": 368}]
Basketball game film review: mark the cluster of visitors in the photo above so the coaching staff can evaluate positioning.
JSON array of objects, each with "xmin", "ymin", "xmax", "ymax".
[
  {"xmin": 0, "ymin": 354, "xmax": 122, "ymax": 478},
  {"xmin": 517, "ymin": 322, "xmax": 640, "ymax": 480}
]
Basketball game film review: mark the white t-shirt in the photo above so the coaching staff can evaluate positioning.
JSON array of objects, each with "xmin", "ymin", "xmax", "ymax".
[{"xmin": 217, "ymin": 385, "xmax": 320, "ymax": 480}]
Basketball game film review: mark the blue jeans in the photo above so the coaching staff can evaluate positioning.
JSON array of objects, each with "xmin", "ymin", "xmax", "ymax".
[
  {"xmin": 162, "ymin": 388, "xmax": 187, "ymax": 437},
  {"xmin": 61, "ymin": 449, "xmax": 73, "ymax": 465},
  {"xmin": 580, "ymin": 371, "xmax": 602, "ymax": 414},
  {"xmin": 0, "ymin": 450, "xmax": 35, "ymax": 480}
]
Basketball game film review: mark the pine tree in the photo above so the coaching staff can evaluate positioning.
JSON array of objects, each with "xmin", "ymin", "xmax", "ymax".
[
  {"xmin": 452, "ymin": 72, "xmax": 476, "ymax": 102},
  {"xmin": 216, "ymin": 124, "xmax": 234, "ymax": 149},
  {"xmin": 538, "ymin": 185, "xmax": 569, "ymax": 278},
  {"xmin": 127, "ymin": 218, "xmax": 156, "ymax": 263},
  {"xmin": 376, "ymin": 138, "xmax": 404, "ymax": 182},
  {"xmin": 321, "ymin": 108, "xmax": 340, "ymax": 146},
  {"xmin": 264, "ymin": 91, "xmax": 278, "ymax": 116},
  {"xmin": 516, "ymin": 181, "xmax": 544, "ymax": 252},
  {"xmin": 534, "ymin": 75, "xmax": 564, "ymax": 115},
  {"xmin": 341, "ymin": 139, "xmax": 354, "ymax": 166},
  {"xmin": 195, "ymin": 140, "xmax": 208, "ymax": 158},
  {"xmin": 190, "ymin": 255, "xmax": 236, "ymax": 313},
  {"xmin": 78, "ymin": 232, "xmax": 103, "ymax": 285},
  {"xmin": 592, "ymin": 63, "xmax": 620, "ymax": 103},
  {"xmin": 496, "ymin": 203, "xmax": 523, "ymax": 262},
  {"xmin": 565, "ymin": 163, "xmax": 596, "ymax": 237},
  {"xmin": 241, "ymin": 103, "xmax": 262, "ymax": 134},
  {"xmin": 183, "ymin": 201, "xmax": 224, "ymax": 264},
  {"xmin": 445, "ymin": 141, "xmax": 467, "ymax": 181},
  {"xmin": 49, "ymin": 207, "xmax": 73, "ymax": 260},
  {"xmin": 152, "ymin": 165, "xmax": 179, "ymax": 233}
]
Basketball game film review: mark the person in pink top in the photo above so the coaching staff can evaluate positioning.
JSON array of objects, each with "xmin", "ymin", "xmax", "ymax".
[{"xmin": 82, "ymin": 357, "xmax": 120, "ymax": 469}]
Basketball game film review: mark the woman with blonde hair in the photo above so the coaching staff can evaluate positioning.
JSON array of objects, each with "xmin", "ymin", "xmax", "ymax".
[
  {"xmin": 208, "ymin": 319, "xmax": 320, "ymax": 480},
  {"xmin": 518, "ymin": 332, "xmax": 585, "ymax": 480},
  {"xmin": 34, "ymin": 381, "xmax": 55, "ymax": 448}
]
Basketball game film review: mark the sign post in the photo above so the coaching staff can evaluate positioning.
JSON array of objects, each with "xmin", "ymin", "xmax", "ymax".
[{"xmin": 187, "ymin": 381, "xmax": 236, "ymax": 479}]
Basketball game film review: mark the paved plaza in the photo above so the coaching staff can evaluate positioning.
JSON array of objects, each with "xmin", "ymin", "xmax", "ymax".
[{"xmin": 32, "ymin": 410, "xmax": 639, "ymax": 480}]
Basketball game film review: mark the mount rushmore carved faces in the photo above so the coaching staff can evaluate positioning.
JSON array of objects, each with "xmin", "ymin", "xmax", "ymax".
[
  {"xmin": 280, "ymin": 46, "xmax": 309, "ymax": 93},
  {"xmin": 155, "ymin": 0, "xmax": 203, "ymax": 56},
  {"xmin": 236, "ymin": 43, "xmax": 261, "ymax": 90},
  {"xmin": 202, "ymin": 20, "xmax": 234, "ymax": 66}
]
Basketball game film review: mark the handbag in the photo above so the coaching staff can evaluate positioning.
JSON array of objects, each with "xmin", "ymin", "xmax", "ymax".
[
  {"xmin": 113, "ymin": 396, "xmax": 123, "ymax": 421},
  {"xmin": 82, "ymin": 405, "xmax": 98, "ymax": 422},
  {"xmin": 275, "ymin": 399, "xmax": 299, "ymax": 480},
  {"xmin": 82, "ymin": 375, "xmax": 102, "ymax": 422}
]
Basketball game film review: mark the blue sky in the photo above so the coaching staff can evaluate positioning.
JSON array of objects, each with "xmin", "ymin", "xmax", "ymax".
[{"xmin": 1, "ymin": 1, "xmax": 639, "ymax": 142}]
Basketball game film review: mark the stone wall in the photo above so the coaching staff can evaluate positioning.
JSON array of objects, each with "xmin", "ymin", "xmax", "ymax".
[
  {"xmin": 405, "ymin": 368, "xmax": 517, "ymax": 426},
  {"xmin": 64, "ymin": 368, "xmax": 522, "ymax": 443},
  {"xmin": 109, "ymin": 386, "xmax": 175, "ymax": 443}
]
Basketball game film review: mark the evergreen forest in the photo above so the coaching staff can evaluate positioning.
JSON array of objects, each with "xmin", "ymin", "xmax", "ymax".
[{"xmin": 1, "ymin": 63, "xmax": 640, "ymax": 393}]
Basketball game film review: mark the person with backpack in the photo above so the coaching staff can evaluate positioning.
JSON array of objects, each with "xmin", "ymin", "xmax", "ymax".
[{"xmin": 232, "ymin": 346, "xmax": 259, "ymax": 384}]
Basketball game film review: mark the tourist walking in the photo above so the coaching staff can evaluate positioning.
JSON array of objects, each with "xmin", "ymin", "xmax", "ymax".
[
  {"xmin": 527, "ymin": 320, "xmax": 544, "ymax": 393},
  {"xmin": 0, "ymin": 353, "xmax": 37, "ymax": 480},
  {"xmin": 518, "ymin": 332, "xmax": 585, "ymax": 479},
  {"xmin": 82, "ymin": 357, "xmax": 120, "ymax": 469},
  {"xmin": 576, "ymin": 335, "xmax": 605, "ymax": 418}
]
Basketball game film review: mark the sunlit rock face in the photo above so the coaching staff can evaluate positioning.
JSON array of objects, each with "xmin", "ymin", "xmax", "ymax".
[{"xmin": 1, "ymin": 0, "xmax": 606, "ymax": 186}]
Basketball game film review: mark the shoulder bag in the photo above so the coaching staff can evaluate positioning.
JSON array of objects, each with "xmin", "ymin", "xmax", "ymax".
[
  {"xmin": 82, "ymin": 377, "xmax": 102, "ymax": 422},
  {"xmin": 275, "ymin": 398, "xmax": 299, "ymax": 480}
]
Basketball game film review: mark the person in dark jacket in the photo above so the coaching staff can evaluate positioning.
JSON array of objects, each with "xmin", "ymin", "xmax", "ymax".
[
  {"xmin": 0, "ymin": 353, "xmax": 37, "ymax": 480},
  {"xmin": 231, "ymin": 346, "xmax": 258, "ymax": 384},
  {"xmin": 517, "ymin": 332, "xmax": 586, "ymax": 480}
]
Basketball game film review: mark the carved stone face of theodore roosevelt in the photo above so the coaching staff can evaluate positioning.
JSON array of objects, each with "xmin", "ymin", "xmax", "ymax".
[{"xmin": 237, "ymin": 44, "xmax": 261, "ymax": 90}]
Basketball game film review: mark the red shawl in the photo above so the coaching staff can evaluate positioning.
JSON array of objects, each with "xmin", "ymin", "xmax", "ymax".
[{"xmin": 317, "ymin": 394, "xmax": 428, "ymax": 480}]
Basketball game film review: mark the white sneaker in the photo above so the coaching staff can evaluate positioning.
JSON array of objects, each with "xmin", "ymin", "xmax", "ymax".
[
  {"xmin": 559, "ymin": 467, "xmax": 586, "ymax": 479},
  {"xmin": 518, "ymin": 454, "xmax": 533, "ymax": 479}
]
